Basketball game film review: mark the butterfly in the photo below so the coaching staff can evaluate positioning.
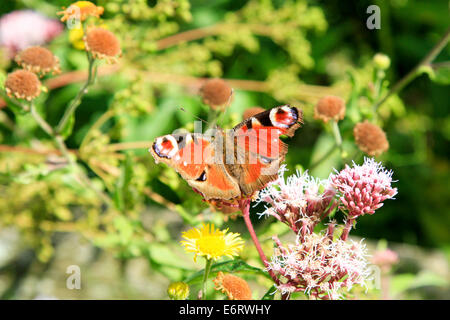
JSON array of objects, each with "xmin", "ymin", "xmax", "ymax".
[{"xmin": 150, "ymin": 105, "xmax": 302, "ymax": 203}]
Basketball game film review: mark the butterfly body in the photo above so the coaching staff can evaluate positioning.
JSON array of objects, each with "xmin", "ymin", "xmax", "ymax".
[{"xmin": 150, "ymin": 105, "xmax": 302, "ymax": 201}]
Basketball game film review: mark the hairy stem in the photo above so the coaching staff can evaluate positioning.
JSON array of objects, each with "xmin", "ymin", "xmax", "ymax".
[
  {"xmin": 202, "ymin": 258, "xmax": 212, "ymax": 300},
  {"xmin": 239, "ymin": 199, "xmax": 279, "ymax": 286},
  {"xmin": 56, "ymin": 53, "xmax": 96, "ymax": 134},
  {"xmin": 374, "ymin": 26, "xmax": 450, "ymax": 110}
]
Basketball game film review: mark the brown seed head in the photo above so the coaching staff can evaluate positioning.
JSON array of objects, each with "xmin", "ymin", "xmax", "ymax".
[
  {"xmin": 243, "ymin": 107, "xmax": 265, "ymax": 120},
  {"xmin": 200, "ymin": 78, "xmax": 233, "ymax": 109},
  {"xmin": 214, "ymin": 272, "xmax": 252, "ymax": 300},
  {"xmin": 314, "ymin": 95, "xmax": 346, "ymax": 123},
  {"xmin": 5, "ymin": 69, "xmax": 41, "ymax": 101},
  {"xmin": 353, "ymin": 120, "xmax": 389, "ymax": 156},
  {"xmin": 15, "ymin": 46, "xmax": 60, "ymax": 76},
  {"xmin": 84, "ymin": 27, "xmax": 121, "ymax": 63}
]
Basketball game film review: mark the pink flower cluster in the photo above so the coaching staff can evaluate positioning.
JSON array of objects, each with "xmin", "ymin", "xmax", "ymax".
[
  {"xmin": 257, "ymin": 158, "xmax": 398, "ymax": 299},
  {"xmin": 268, "ymin": 233, "xmax": 370, "ymax": 299},
  {"xmin": 0, "ymin": 10, "xmax": 63, "ymax": 57},
  {"xmin": 256, "ymin": 166, "xmax": 335, "ymax": 235},
  {"xmin": 330, "ymin": 158, "xmax": 397, "ymax": 218}
]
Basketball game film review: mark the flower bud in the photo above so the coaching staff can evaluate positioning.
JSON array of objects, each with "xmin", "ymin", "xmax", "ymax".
[
  {"xmin": 5, "ymin": 69, "xmax": 41, "ymax": 101},
  {"xmin": 15, "ymin": 46, "xmax": 60, "ymax": 76},
  {"xmin": 213, "ymin": 272, "xmax": 252, "ymax": 300},
  {"xmin": 373, "ymin": 53, "xmax": 391, "ymax": 70},
  {"xmin": 314, "ymin": 95, "xmax": 346, "ymax": 123},
  {"xmin": 84, "ymin": 27, "xmax": 121, "ymax": 63},
  {"xmin": 353, "ymin": 121, "xmax": 389, "ymax": 156},
  {"xmin": 200, "ymin": 78, "xmax": 233, "ymax": 109},
  {"xmin": 167, "ymin": 282, "xmax": 190, "ymax": 300}
]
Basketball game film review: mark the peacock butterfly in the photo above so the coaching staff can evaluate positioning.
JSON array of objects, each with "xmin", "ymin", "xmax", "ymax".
[{"xmin": 149, "ymin": 105, "xmax": 303, "ymax": 203}]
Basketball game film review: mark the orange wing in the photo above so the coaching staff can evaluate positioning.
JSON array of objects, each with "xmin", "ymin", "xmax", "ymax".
[
  {"xmin": 226, "ymin": 105, "xmax": 302, "ymax": 196},
  {"xmin": 150, "ymin": 133, "xmax": 241, "ymax": 200}
]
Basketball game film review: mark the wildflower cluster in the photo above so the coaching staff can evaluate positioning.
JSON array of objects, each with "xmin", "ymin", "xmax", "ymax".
[
  {"xmin": 257, "ymin": 158, "xmax": 397, "ymax": 299},
  {"xmin": 269, "ymin": 233, "xmax": 370, "ymax": 299}
]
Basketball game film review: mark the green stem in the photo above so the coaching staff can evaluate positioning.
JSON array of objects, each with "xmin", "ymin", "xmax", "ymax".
[
  {"xmin": 202, "ymin": 258, "xmax": 212, "ymax": 300},
  {"xmin": 331, "ymin": 120, "xmax": 343, "ymax": 155},
  {"xmin": 56, "ymin": 53, "xmax": 96, "ymax": 134},
  {"xmin": 309, "ymin": 143, "xmax": 338, "ymax": 171},
  {"xmin": 374, "ymin": 26, "xmax": 450, "ymax": 110}
]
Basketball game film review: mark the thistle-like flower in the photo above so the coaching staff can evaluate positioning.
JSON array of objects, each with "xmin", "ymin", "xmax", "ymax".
[
  {"xmin": 180, "ymin": 223, "xmax": 244, "ymax": 262},
  {"xmin": 256, "ymin": 166, "xmax": 335, "ymax": 234},
  {"xmin": 330, "ymin": 158, "xmax": 397, "ymax": 218},
  {"xmin": 5, "ymin": 69, "xmax": 41, "ymax": 101},
  {"xmin": 15, "ymin": 46, "xmax": 60, "ymax": 77},
  {"xmin": 200, "ymin": 78, "xmax": 233, "ymax": 109},
  {"xmin": 354, "ymin": 121, "xmax": 389, "ymax": 156},
  {"xmin": 214, "ymin": 272, "xmax": 252, "ymax": 300},
  {"xmin": 314, "ymin": 95, "xmax": 346, "ymax": 123},
  {"xmin": 84, "ymin": 27, "xmax": 121, "ymax": 63},
  {"xmin": 268, "ymin": 233, "xmax": 370, "ymax": 299}
]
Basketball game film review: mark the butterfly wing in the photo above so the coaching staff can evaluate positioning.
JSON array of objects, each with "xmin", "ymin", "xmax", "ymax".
[
  {"xmin": 226, "ymin": 105, "xmax": 302, "ymax": 196},
  {"xmin": 150, "ymin": 132, "xmax": 241, "ymax": 200}
]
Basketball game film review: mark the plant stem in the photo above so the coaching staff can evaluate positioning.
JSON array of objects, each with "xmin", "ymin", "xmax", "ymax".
[
  {"xmin": 56, "ymin": 53, "xmax": 96, "ymax": 134},
  {"xmin": 374, "ymin": 26, "xmax": 450, "ymax": 110},
  {"xmin": 340, "ymin": 218, "xmax": 355, "ymax": 241},
  {"xmin": 331, "ymin": 120, "xmax": 343, "ymax": 156},
  {"xmin": 202, "ymin": 258, "xmax": 212, "ymax": 300},
  {"xmin": 239, "ymin": 199, "xmax": 279, "ymax": 285},
  {"xmin": 309, "ymin": 143, "xmax": 338, "ymax": 171}
]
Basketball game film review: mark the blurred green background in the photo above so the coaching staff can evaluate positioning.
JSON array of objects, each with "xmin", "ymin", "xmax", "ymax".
[{"xmin": 0, "ymin": 0, "xmax": 448, "ymax": 299}]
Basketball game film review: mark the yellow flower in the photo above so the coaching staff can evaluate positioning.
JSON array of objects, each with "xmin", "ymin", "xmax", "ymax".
[
  {"xmin": 69, "ymin": 26, "xmax": 85, "ymax": 50},
  {"xmin": 180, "ymin": 224, "xmax": 244, "ymax": 262},
  {"xmin": 58, "ymin": 1, "xmax": 104, "ymax": 22},
  {"xmin": 167, "ymin": 282, "xmax": 190, "ymax": 300}
]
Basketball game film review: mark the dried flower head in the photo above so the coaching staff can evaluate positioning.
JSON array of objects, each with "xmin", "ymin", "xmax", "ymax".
[
  {"xmin": 200, "ymin": 78, "xmax": 233, "ymax": 109},
  {"xmin": 57, "ymin": 1, "xmax": 104, "ymax": 22},
  {"xmin": 84, "ymin": 27, "xmax": 121, "ymax": 63},
  {"xmin": 243, "ymin": 107, "xmax": 265, "ymax": 120},
  {"xmin": 15, "ymin": 46, "xmax": 60, "ymax": 76},
  {"xmin": 354, "ymin": 121, "xmax": 389, "ymax": 156},
  {"xmin": 214, "ymin": 272, "xmax": 252, "ymax": 300},
  {"xmin": 180, "ymin": 224, "xmax": 244, "ymax": 262},
  {"xmin": 314, "ymin": 95, "xmax": 346, "ymax": 123},
  {"xmin": 330, "ymin": 158, "xmax": 397, "ymax": 218},
  {"xmin": 268, "ymin": 233, "xmax": 370, "ymax": 300},
  {"xmin": 167, "ymin": 282, "xmax": 190, "ymax": 300},
  {"xmin": 5, "ymin": 69, "xmax": 41, "ymax": 100},
  {"xmin": 256, "ymin": 166, "xmax": 335, "ymax": 235}
]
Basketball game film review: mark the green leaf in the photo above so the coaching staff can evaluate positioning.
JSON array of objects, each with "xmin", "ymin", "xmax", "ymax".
[
  {"xmin": 420, "ymin": 64, "xmax": 450, "ymax": 85},
  {"xmin": 261, "ymin": 285, "xmax": 277, "ymax": 300},
  {"xmin": 184, "ymin": 259, "xmax": 269, "ymax": 284},
  {"xmin": 59, "ymin": 113, "xmax": 75, "ymax": 139},
  {"xmin": 113, "ymin": 153, "xmax": 134, "ymax": 212}
]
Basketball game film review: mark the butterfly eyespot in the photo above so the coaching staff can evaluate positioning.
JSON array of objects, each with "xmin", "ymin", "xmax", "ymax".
[
  {"xmin": 153, "ymin": 135, "xmax": 179, "ymax": 159},
  {"xmin": 269, "ymin": 105, "xmax": 298, "ymax": 128},
  {"xmin": 196, "ymin": 171, "xmax": 207, "ymax": 181}
]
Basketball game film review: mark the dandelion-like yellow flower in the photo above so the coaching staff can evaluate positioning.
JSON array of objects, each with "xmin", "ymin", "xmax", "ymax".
[
  {"xmin": 57, "ymin": 1, "xmax": 104, "ymax": 22},
  {"xmin": 180, "ymin": 224, "xmax": 244, "ymax": 262}
]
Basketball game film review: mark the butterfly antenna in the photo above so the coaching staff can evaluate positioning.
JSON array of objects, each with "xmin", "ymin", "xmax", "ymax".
[{"xmin": 178, "ymin": 107, "xmax": 209, "ymax": 125}]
